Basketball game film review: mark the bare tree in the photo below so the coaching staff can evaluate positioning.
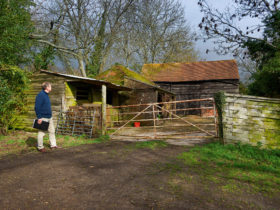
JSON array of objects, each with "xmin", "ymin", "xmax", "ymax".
[
  {"xmin": 134, "ymin": 0, "xmax": 197, "ymax": 64},
  {"xmin": 30, "ymin": 0, "xmax": 197, "ymax": 76},
  {"xmin": 88, "ymin": 0, "xmax": 135, "ymax": 76},
  {"xmin": 109, "ymin": 0, "xmax": 198, "ymax": 71},
  {"xmin": 31, "ymin": 0, "xmax": 136, "ymax": 77},
  {"xmin": 198, "ymin": 0, "xmax": 280, "ymax": 56},
  {"xmin": 31, "ymin": 0, "xmax": 101, "ymax": 76}
]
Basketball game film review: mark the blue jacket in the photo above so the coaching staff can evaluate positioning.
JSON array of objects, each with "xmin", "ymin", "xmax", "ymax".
[{"xmin": 35, "ymin": 90, "xmax": 52, "ymax": 119}]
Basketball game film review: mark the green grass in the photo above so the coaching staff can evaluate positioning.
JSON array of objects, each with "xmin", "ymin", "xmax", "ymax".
[
  {"xmin": 174, "ymin": 142, "xmax": 280, "ymax": 194},
  {"xmin": 0, "ymin": 132, "xmax": 111, "ymax": 157},
  {"xmin": 6, "ymin": 139, "xmax": 16, "ymax": 144},
  {"xmin": 130, "ymin": 140, "xmax": 168, "ymax": 150},
  {"xmin": 61, "ymin": 135, "xmax": 110, "ymax": 147}
]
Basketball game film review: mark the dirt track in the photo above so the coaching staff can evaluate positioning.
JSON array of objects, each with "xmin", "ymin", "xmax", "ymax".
[{"xmin": 0, "ymin": 141, "xmax": 279, "ymax": 209}]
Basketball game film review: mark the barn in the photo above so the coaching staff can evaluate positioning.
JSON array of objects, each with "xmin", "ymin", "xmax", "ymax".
[
  {"xmin": 96, "ymin": 65, "xmax": 175, "ymax": 105},
  {"xmin": 16, "ymin": 70, "xmax": 130, "ymax": 132},
  {"xmin": 141, "ymin": 60, "xmax": 240, "ymax": 115}
]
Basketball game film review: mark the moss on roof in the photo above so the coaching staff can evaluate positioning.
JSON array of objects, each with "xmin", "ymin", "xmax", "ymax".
[{"xmin": 96, "ymin": 65, "xmax": 155, "ymax": 86}]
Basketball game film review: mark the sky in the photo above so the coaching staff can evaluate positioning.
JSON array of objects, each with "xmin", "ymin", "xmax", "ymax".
[{"xmin": 180, "ymin": 0, "xmax": 235, "ymax": 61}]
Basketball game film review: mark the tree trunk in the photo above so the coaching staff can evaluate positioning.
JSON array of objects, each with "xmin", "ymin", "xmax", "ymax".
[
  {"xmin": 78, "ymin": 50, "xmax": 87, "ymax": 77},
  {"xmin": 100, "ymin": 51, "xmax": 109, "ymax": 73}
]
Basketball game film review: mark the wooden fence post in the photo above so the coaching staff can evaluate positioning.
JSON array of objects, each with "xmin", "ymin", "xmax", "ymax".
[
  {"xmin": 102, "ymin": 85, "xmax": 107, "ymax": 135},
  {"xmin": 152, "ymin": 104, "xmax": 157, "ymax": 139},
  {"xmin": 213, "ymin": 100, "xmax": 218, "ymax": 137}
]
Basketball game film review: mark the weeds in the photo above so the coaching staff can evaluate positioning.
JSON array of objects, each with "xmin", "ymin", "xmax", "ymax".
[{"xmin": 167, "ymin": 179, "xmax": 183, "ymax": 197}]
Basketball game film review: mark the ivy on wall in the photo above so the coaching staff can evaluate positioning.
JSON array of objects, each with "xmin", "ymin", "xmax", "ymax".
[{"xmin": 214, "ymin": 91, "xmax": 226, "ymax": 143}]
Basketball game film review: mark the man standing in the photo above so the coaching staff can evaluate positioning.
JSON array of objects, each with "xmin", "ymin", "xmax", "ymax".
[{"xmin": 35, "ymin": 82, "xmax": 58, "ymax": 152}]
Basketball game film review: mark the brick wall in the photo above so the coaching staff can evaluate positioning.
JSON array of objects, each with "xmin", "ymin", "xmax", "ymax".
[{"xmin": 222, "ymin": 93, "xmax": 280, "ymax": 148}]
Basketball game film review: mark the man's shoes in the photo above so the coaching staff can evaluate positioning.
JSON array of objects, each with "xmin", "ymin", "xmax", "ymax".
[{"xmin": 38, "ymin": 148, "xmax": 47, "ymax": 153}]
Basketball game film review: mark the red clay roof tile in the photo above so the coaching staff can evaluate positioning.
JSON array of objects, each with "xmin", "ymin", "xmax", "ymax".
[{"xmin": 141, "ymin": 60, "xmax": 239, "ymax": 82}]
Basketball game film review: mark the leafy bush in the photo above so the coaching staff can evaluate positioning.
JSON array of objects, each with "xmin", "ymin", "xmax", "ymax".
[
  {"xmin": 0, "ymin": 0, "xmax": 34, "ymax": 65},
  {"xmin": 0, "ymin": 65, "xmax": 30, "ymax": 134}
]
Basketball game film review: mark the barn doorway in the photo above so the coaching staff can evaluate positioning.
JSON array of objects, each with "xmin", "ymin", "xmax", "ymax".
[{"xmin": 106, "ymin": 98, "xmax": 218, "ymax": 141}]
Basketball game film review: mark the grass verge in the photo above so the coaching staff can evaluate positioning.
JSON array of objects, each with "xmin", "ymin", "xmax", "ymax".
[
  {"xmin": 0, "ymin": 131, "xmax": 110, "ymax": 157},
  {"xmin": 153, "ymin": 142, "xmax": 280, "ymax": 195}
]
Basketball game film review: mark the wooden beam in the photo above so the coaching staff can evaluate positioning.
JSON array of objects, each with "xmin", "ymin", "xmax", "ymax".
[
  {"xmin": 108, "ymin": 98, "xmax": 214, "ymax": 109},
  {"xmin": 102, "ymin": 85, "xmax": 107, "ymax": 135}
]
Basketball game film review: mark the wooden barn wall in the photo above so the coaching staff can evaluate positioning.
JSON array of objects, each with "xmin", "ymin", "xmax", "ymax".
[
  {"xmin": 120, "ymin": 89, "xmax": 157, "ymax": 106},
  {"xmin": 156, "ymin": 80, "xmax": 239, "ymax": 114},
  {"xmin": 15, "ymin": 73, "xmax": 65, "ymax": 130},
  {"xmin": 156, "ymin": 80, "xmax": 239, "ymax": 100},
  {"xmin": 122, "ymin": 78, "xmax": 158, "ymax": 105},
  {"xmin": 123, "ymin": 78, "xmax": 173, "ymax": 104}
]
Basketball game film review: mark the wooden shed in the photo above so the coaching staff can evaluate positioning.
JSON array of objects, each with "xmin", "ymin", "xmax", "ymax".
[
  {"xmin": 96, "ymin": 65, "xmax": 175, "ymax": 105},
  {"xmin": 16, "ymin": 70, "xmax": 130, "ymax": 131},
  {"xmin": 142, "ymin": 60, "xmax": 240, "ymax": 115}
]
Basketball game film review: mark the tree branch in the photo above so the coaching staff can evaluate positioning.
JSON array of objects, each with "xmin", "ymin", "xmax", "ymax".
[{"xmin": 36, "ymin": 39, "xmax": 78, "ymax": 57}]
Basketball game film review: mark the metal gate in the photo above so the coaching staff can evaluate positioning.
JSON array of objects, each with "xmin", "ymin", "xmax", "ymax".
[
  {"xmin": 56, "ymin": 106, "xmax": 101, "ymax": 138},
  {"xmin": 106, "ymin": 98, "xmax": 218, "ymax": 140}
]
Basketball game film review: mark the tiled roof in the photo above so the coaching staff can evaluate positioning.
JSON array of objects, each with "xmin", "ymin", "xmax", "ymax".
[{"xmin": 141, "ymin": 60, "xmax": 239, "ymax": 82}]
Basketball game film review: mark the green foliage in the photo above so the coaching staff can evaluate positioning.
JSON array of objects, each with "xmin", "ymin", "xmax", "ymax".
[
  {"xmin": 0, "ymin": 65, "xmax": 30, "ymax": 134},
  {"xmin": 0, "ymin": 0, "xmax": 34, "ymax": 65},
  {"xmin": 87, "ymin": 7, "xmax": 107, "ymax": 77},
  {"xmin": 33, "ymin": 46, "xmax": 55, "ymax": 71},
  {"xmin": 248, "ymin": 69, "xmax": 280, "ymax": 98},
  {"xmin": 244, "ymin": 11, "xmax": 280, "ymax": 97},
  {"xmin": 239, "ymin": 82, "xmax": 248, "ymax": 95},
  {"xmin": 248, "ymin": 51, "xmax": 280, "ymax": 97}
]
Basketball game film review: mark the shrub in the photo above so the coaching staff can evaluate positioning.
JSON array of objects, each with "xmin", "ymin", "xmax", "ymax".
[{"xmin": 0, "ymin": 65, "xmax": 30, "ymax": 134}]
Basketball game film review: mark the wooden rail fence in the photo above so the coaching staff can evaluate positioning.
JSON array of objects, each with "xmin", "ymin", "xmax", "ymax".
[{"xmin": 106, "ymin": 98, "xmax": 218, "ymax": 139}]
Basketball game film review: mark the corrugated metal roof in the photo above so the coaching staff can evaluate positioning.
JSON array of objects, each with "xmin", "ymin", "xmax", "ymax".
[
  {"xmin": 40, "ymin": 70, "xmax": 131, "ymax": 91},
  {"xmin": 142, "ymin": 60, "xmax": 240, "ymax": 82}
]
